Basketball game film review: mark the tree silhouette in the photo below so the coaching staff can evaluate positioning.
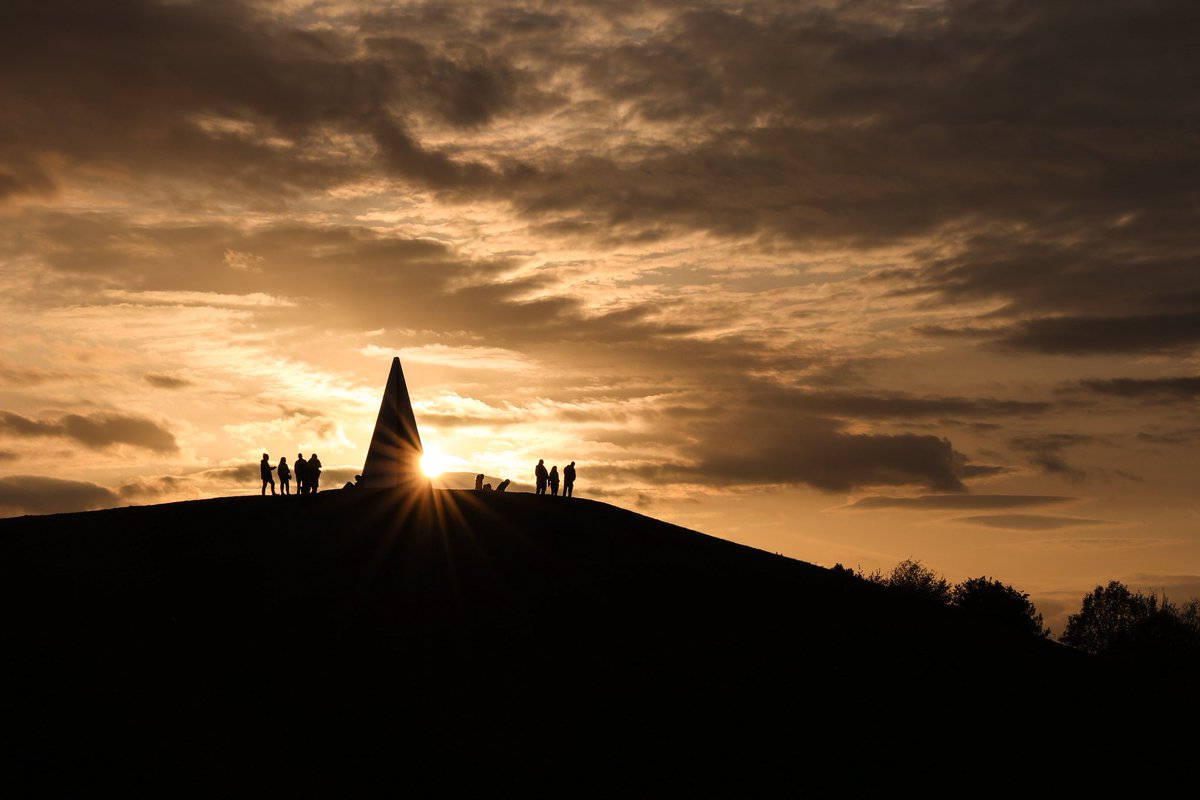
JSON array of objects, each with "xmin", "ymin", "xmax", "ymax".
[
  {"xmin": 952, "ymin": 576, "xmax": 1050, "ymax": 638},
  {"xmin": 1059, "ymin": 581, "xmax": 1157, "ymax": 656},
  {"xmin": 868, "ymin": 559, "xmax": 952, "ymax": 604},
  {"xmin": 1060, "ymin": 581, "xmax": 1200, "ymax": 669}
]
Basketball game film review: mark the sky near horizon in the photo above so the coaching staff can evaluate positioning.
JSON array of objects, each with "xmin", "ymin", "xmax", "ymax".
[{"xmin": 2, "ymin": 0, "xmax": 1198, "ymax": 630}]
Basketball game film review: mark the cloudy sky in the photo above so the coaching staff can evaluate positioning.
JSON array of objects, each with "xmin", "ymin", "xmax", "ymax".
[{"xmin": 2, "ymin": 0, "xmax": 1198, "ymax": 629}]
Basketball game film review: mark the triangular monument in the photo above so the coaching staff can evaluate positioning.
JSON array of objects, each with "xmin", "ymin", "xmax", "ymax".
[{"xmin": 360, "ymin": 356, "xmax": 425, "ymax": 490}]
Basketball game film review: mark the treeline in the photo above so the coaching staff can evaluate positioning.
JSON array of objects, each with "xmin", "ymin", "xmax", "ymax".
[{"xmin": 835, "ymin": 559, "xmax": 1200, "ymax": 669}]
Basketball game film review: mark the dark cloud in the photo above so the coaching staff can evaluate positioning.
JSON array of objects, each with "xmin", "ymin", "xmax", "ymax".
[
  {"xmin": 1076, "ymin": 376, "xmax": 1200, "ymax": 401},
  {"xmin": 4, "ymin": 0, "xmax": 1194, "ymax": 255},
  {"xmin": 1136, "ymin": 428, "xmax": 1200, "ymax": 446},
  {"xmin": 1009, "ymin": 434, "xmax": 1092, "ymax": 480},
  {"xmin": 781, "ymin": 390, "xmax": 1049, "ymax": 420},
  {"xmin": 119, "ymin": 474, "xmax": 187, "ymax": 500},
  {"xmin": 60, "ymin": 414, "xmax": 176, "ymax": 453},
  {"xmin": 957, "ymin": 515, "xmax": 1106, "ymax": 531},
  {"xmin": 0, "ymin": 474, "xmax": 120, "ymax": 517},
  {"xmin": 144, "ymin": 373, "xmax": 192, "ymax": 389},
  {"xmin": 645, "ymin": 420, "xmax": 965, "ymax": 493},
  {"xmin": 201, "ymin": 464, "xmax": 260, "ymax": 482},
  {"xmin": 994, "ymin": 312, "xmax": 1200, "ymax": 355},
  {"xmin": 0, "ymin": 363, "xmax": 72, "ymax": 386},
  {"xmin": 954, "ymin": 463, "xmax": 1009, "ymax": 480},
  {"xmin": 0, "ymin": 410, "xmax": 177, "ymax": 453},
  {"xmin": 0, "ymin": 450, "xmax": 17, "ymax": 461},
  {"xmin": 846, "ymin": 495, "xmax": 1074, "ymax": 511},
  {"xmin": 0, "ymin": 0, "xmax": 542, "ymax": 202},
  {"xmin": 0, "ymin": 411, "xmax": 59, "ymax": 438}
]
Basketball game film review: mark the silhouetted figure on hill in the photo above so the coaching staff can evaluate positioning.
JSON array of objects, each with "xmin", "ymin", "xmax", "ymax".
[
  {"xmin": 563, "ymin": 462, "xmax": 576, "ymax": 497},
  {"xmin": 548, "ymin": 466, "xmax": 560, "ymax": 496},
  {"xmin": 342, "ymin": 474, "xmax": 362, "ymax": 490},
  {"xmin": 483, "ymin": 482, "xmax": 493, "ymax": 491},
  {"xmin": 475, "ymin": 473, "xmax": 484, "ymax": 491},
  {"xmin": 496, "ymin": 479, "xmax": 510, "ymax": 492},
  {"xmin": 309, "ymin": 453, "xmax": 323, "ymax": 493},
  {"xmin": 295, "ymin": 454, "xmax": 308, "ymax": 495},
  {"xmin": 278, "ymin": 456, "xmax": 291, "ymax": 495},
  {"xmin": 260, "ymin": 454, "xmax": 276, "ymax": 496},
  {"xmin": 535, "ymin": 459, "xmax": 548, "ymax": 495}
]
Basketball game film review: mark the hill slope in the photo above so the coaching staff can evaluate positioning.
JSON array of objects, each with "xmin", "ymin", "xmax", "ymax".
[{"xmin": 0, "ymin": 489, "xmax": 1133, "ymax": 786}]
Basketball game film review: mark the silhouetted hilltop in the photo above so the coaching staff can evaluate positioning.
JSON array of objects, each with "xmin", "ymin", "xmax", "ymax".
[{"xmin": 0, "ymin": 489, "xmax": 1171, "ymax": 788}]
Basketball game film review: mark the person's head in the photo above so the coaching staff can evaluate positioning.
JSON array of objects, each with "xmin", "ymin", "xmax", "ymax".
[
  {"xmin": 280, "ymin": 456, "xmax": 287, "ymax": 464},
  {"xmin": 297, "ymin": 453, "xmax": 303, "ymax": 459},
  {"xmin": 262, "ymin": 453, "xmax": 269, "ymax": 460},
  {"xmin": 311, "ymin": 453, "xmax": 318, "ymax": 459},
  {"xmin": 538, "ymin": 459, "xmax": 544, "ymax": 465},
  {"xmin": 551, "ymin": 465, "xmax": 557, "ymax": 471},
  {"xmin": 354, "ymin": 475, "xmax": 362, "ymax": 484},
  {"xmin": 569, "ymin": 461, "xmax": 575, "ymax": 467}
]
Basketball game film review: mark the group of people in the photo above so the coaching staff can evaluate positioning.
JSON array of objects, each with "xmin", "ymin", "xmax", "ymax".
[
  {"xmin": 474, "ymin": 475, "xmax": 511, "ymax": 493},
  {"xmin": 470, "ymin": 460, "xmax": 578, "ymax": 497},
  {"xmin": 259, "ymin": 452, "xmax": 323, "ymax": 496},
  {"xmin": 535, "ymin": 460, "xmax": 576, "ymax": 497}
]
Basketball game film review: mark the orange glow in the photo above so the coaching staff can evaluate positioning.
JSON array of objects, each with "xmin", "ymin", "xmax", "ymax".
[{"xmin": 420, "ymin": 449, "xmax": 453, "ymax": 478}]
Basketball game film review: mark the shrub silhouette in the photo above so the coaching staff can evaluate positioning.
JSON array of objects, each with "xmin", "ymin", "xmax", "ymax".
[
  {"xmin": 867, "ymin": 559, "xmax": 952, "ymax": 604},
  {"xmin": 952, "ymin": 576, "xmax": 1050, "ymax": 638}
]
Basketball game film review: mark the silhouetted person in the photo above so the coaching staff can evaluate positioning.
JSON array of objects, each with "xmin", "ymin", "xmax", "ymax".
[
  {"xmin": 483, "ymin": 482, "xmax": 493, "ymax": 491},
  {"xmin": 278, "ymin": 456, "xmax": 291, "ymax": 495},
  {"xmin": 309, "ymin": 452, "xmax": 323, "ymax": 493},
  {"xmin": 548, "ymin": 465, "xmax": 560, "ymax": 496},
  {"xmin": 343, "ymin": 474, "xmax": 362, "ymax": 490},
  {"xmin": 535, "ymin": 459, "xmax": 548, "ymax": 495},
  {"xmin": 295, "ymin": 453, "xmax": 308, "ymax": 495},
  {"xmin": 496, "ymin": 479, "xmax": 510, "ymax": 493},
  {"xmin": 563, "ymin": 461, "xmax": 576, "ymax": 498},
  {"xmin": 475, "ymin": 473, "xmax": 484, "ymax": 491},
  {"xmin": 260, "ymin": 453, "xmax": 276, "ymax": 496}
]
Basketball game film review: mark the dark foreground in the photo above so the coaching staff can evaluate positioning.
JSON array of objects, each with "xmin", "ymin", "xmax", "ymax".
[{"xmin": 0, "ymin": 490, "xmax": 1184, "ymax": 789}]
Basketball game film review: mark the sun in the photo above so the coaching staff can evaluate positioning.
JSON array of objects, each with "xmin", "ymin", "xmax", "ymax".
[{"xmin": 420, "ymin": 449, "xmax": 454, "ymax": 478}]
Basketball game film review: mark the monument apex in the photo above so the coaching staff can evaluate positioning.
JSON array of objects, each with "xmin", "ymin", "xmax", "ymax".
[{"xmin": 360, "ymin": 356, "xmax": 426, "ymax": 490}]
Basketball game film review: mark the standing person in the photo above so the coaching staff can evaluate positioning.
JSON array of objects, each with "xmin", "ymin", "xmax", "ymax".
[
  {"xmin": 563, "ymin": 462, "xmax": 576, "ymax": 498},
  {"xmin": 308, "ymin": 452, "xmax": 323, "ymax": 494},
  {"xmin": 295, "ymin": 453, "xmax": 308, "ymax": 495},
  {"xmin": 278, "ymin": 456, "xmax": 292, "ymax": 496},
  {"xmin": 474, "ymin": 474, "xmax": 484, "ymax": 491},
  {"xmin": 535, "ymin": 459, "xmax": 548, "ymax": 495},
  {"xmin": 548, "ymin": 465, "xmax": 560, "ymax": 496},
  {"xmin": 260, "ymin": 453, "xmax": 277, "ymax": 496}
]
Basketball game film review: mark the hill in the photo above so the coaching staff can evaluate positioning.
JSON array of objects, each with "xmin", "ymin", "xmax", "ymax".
[{"xmin": 0, "ymin": 488, "xmax": 1162, "ymax": 788}]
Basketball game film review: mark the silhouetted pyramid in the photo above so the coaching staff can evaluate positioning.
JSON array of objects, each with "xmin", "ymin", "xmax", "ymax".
[{"xmin": 360, "ymin": 356, "xmax": 425, "ymax": 489}]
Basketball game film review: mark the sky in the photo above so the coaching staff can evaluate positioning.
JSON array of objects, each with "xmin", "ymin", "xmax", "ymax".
[{"xmin": 2, "ymin": 0, "xmax": 1198, "ymax": 631}]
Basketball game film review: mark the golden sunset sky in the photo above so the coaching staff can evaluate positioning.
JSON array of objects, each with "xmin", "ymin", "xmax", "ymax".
[{"xmin": 2, "ymin": 0, "xmax": 1198, "ymax": 629}]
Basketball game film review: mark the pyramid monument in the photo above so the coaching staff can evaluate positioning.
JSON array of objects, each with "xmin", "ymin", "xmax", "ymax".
[{"xmin": 360, "ymin": 356, "xmax": 426, "ymax": 489}]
